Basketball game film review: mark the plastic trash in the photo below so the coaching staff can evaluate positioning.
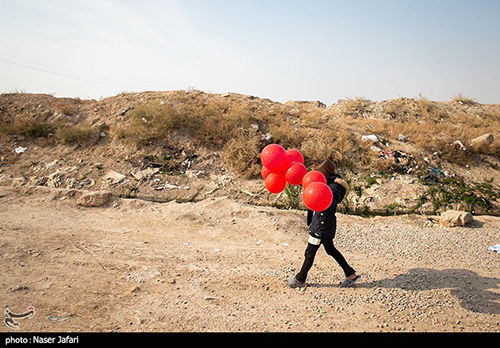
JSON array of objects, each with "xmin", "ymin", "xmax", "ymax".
[
  {"xmin": 362, "ymin": 134, "xmax": 379, "ymax": 143},
  {"xmin": 261, "ymin": 132, "xmax": 272, "ymax": 141},
  {"xmin": 15, "ymin": 147, "xmax": 27, "ymax": 154},
  {"xmin": 164, "ymin": 183, "xmax": 181, "ymax": 189},
  {"xmin": 487, "ymin": 245, "xmax": 500, "ymax": 253},
  {"xmin": 453, "ymin": 140, "xmax": 466, "ymax": 151},
  {"xmin": 430, "ymin": 167, "xmax": 443, "ymax": 176}
]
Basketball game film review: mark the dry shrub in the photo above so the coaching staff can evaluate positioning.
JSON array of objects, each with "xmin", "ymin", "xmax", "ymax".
[
  {"xmin": 253, "ymin": 107, "xmax": 305, "ymax": 149},
  {"xmin": 139, "ymin": 103, "xmax": 193, "ymax": 131},
  {"xmin": 222, "ymin": 128, "xmax": 262, "ymax": 178},
  {"xmin": 0, "ymin": 116, "xmax": 56, "ymax": 138},
  {"xmin": 118, "ymin": 103, "xmax": 195, "ymax": 145},
  {"xmin": 362, "ymin": 118, "xmax": 393, "ymax": 138},
  {"xmin": 300, "ymin": 133, "xmax": 333, "ymax": 167},
  {"xmin": 380, "ymin": 97, "xmax": 448, "ymax": 121},
  {"xmin": 385, "ymin": 119, "xmax": 484, "ymax": 165},
  {"xmin": 0, "ymin": 110, "xmax": 100, "ymax": 146},
  {"xmin": 300, "ymin": 128, "xmax": 356, "ymax": 169},
  {"xmin": 329, "ymin": 124, "xmax": 359, "ymax": 169},
  {"xmin": 383, "ymin": 98, "xmax": 412, "ymax": 119},
  {"xmin": 362, "ymin": 115, "xmax": 480, "ymax": 155},
  {"xmin": 298, "ymin": 109, "xmax": 326, "ymax": 128},
  {"xmin": 53, "ymin": 99, "xmax": 80, "ymax": 115},
  {"xmin": 195, "ymin": 102, "xmax": 253, "ymax": 147},
  {"xmin": 339, "ymin": 97, "xmax": 371, "ymax": 117},
  {"xmin": 398, "ymin": 110, "xmax": 500, "ymax": 161},
  {"xmin": 349, "ymin": 116, "xmax": 480, "ymax": 167},
  {"xmin": 267, "ymin": 120, "xmax": 305, "ymax": 150},
  {"xmin": 452, "ymin": 93, "xmax": 476, "ymax": 105},
  {"xmin": 399, "ymin": 120, "xmax": 462, "ymax": 148},
  {"xmin": 55, "ymin": 124, "xmax": 100, "ymax": 145},
  {"xmin": 119, "ymin": 100, "xmax": 258, "ymax": 148},
  {"xmin": 415, "ymin": 99, "xmax": 448, "ymax": 120}
]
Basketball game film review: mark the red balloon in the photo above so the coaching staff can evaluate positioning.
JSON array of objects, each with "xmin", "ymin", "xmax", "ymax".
[
  {"xmin": 302, "ymin": 182, "xmax": 333, "ymax": 212},
  {"xmin": 302, "ymin": 170, "xmax": 327, "ymax": 188},
  {"xmin": 286, "ymin": 149, "xmax": 304, "ymax": 165},
  {"xmin": 261, "ymin": 166, "xmax": 271, "ymax": 180},
  {"xmin": 281, "ymin": 154, "xmax": 293, "ymax": 172},
  {"xmin": 285, "ymin": 162, "xmax": 307, "ymax": 186},
  {"xmin": 261, "ymin": 144, "xmax": 287, "ymax": 173},
  {"xmin": 265, "ymin": 172, "xmax": 287, "ymax": 194}
]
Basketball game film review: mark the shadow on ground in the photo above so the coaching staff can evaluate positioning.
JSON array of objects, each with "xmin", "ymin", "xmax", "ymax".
[
  {"xmin": 356, "ymin": 268, "xmax": 499, "ymax": 314},
  {"xmin": 308, "ymin": 268, "xmax": 498, "ymax": 314}
]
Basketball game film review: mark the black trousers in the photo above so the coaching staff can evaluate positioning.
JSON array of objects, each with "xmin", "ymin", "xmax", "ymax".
[{"xmin": 295, "ymin": 238, "xmax": 355, "ymax": 283}]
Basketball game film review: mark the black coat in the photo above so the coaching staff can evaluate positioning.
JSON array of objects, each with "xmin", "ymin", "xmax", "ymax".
[{"xmin": 307, "ymin": 175, "xmax": 348, "ymax": 240}]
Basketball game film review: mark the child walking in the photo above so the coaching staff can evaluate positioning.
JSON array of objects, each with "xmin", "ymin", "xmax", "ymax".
[{"xmin": 284, "ymin": 159, "xmax": 360, "ymax": 288}]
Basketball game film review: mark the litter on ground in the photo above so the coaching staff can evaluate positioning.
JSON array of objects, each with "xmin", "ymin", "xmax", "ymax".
[
  {"xmin": 15, "ymin": 147, "xmax": 27, "ymax": 154},
  {"xmin": 487, "ymin": 244, "xmax": 500, "ymax": 253}
]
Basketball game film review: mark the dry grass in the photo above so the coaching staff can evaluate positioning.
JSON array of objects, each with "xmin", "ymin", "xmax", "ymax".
[
  {"xmin": 0, "ymin": 116, "xmax": 56, "ymax": 138},
  {"xmin": 383, "ymin": 98, "xmax": 411, "ymax": 119},
  {"xmin": 222, "ymin": 128, "xmax": 263, "ymax": 179},
  {"xmin": 381, "ymin": 97, "xmax": 448, "ymax": 121},
  {"xmin": 195, "ymin": 101, "xmax": 254, "ymax": 146},
  {"xmin": 267, "ymin": 119, "xmax": 305, "ymax": 150},
  {"xmin": 118, "ymin": 100, "xmax": 258, "ymax": 148},
  {"xmin": 339, "ymin": 97, "xmax": 372, "ymax": 117},
  {"xmin": 3, "ymin": 92, "xmax": 498, "ymax": 180},
  {"xmin": 117, "ymin": 103, "xmax": 196, "ymax": 145},
  {"xmin": 52, "ymin": 98, "xmax": 81, "ymax": 115},
  {"xmin": 452, "ymin": 93, "xmax": 476, "ymax": 105},
  {"xmin": 299, "ymin": 125, "xmax": 359, "ymax": 171},
  {"xmin": 0, "ymin": 111, "xmax": 100, "ymax": 146},
  {"xmin": 362, "ymin": 100, "xmax": 497, "ymax": 147},
  {"xmin": 55, "ymin": 124, "xmax": 100, "ymax": 145}
]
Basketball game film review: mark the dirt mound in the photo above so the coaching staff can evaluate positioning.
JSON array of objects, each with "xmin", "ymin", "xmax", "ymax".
[{"xmin": 0, "ymin": 90, "xmax": 499, "ymax": 216}]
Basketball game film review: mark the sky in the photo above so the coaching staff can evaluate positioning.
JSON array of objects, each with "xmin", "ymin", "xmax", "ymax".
[{"xmin": 1, "ymin": 0, "xmax": 499, "ymax": 104}]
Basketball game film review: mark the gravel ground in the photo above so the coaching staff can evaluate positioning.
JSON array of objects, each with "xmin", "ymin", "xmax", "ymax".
[{"xmin": 0, "ymin": 186, "xmax": 498, "ymax": 332}]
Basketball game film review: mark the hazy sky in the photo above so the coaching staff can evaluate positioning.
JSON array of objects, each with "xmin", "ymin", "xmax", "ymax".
[{"xmin": 1, "ymin": 0, "xmax": 499, "ymax": 104}]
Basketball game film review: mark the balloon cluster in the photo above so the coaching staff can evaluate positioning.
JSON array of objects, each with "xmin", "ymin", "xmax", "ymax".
[{"xmin": 260, "ymin": 144, "xmax": 333, "ymax": 212}]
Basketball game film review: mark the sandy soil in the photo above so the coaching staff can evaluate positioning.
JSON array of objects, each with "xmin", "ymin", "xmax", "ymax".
[{"xmin": 0, "ymin": 185, "xmax": 498, "ymax": 333}]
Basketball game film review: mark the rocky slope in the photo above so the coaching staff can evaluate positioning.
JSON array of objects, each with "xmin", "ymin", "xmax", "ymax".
[{"xmin": 0, "ymin": 90, "xmax": 498, "ymax": 216}]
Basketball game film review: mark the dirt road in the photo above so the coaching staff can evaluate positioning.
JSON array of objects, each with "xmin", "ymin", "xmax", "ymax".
[{"xmin": 0, "ymin": 186, "xmax": 498, "ymax": 332}]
